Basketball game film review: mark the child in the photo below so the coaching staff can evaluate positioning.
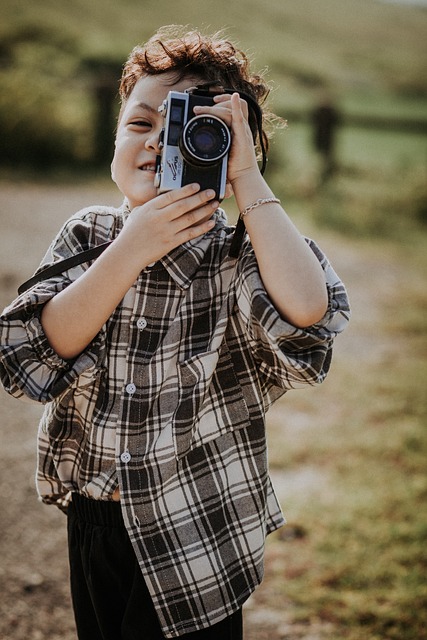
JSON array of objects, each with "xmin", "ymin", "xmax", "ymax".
[{"xmin": 0, "ymin": 26, "xmax": 350, "ymax": 640}]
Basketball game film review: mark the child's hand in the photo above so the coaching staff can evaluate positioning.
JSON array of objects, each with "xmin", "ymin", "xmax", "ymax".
[
  {"xmin": 40, "ymin": 183, "xmax": 218, "ymax": 361},
  {"xmin": 193, "ymin": 93, "xmax": 259, "ymax": 186},
  {"xmin": 122, "ymin": 183, "xmax": 218, "ymax": 267}
]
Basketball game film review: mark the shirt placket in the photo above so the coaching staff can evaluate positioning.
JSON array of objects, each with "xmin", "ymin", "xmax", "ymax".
[{"xmin": 115, "ymin": 265, "xmax": 179, "ymax": 505}]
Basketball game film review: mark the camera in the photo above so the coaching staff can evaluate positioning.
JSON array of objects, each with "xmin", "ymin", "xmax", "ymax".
[{"xmin": 154, "ymin": 89, "xmax": 231, "ymax": 201}]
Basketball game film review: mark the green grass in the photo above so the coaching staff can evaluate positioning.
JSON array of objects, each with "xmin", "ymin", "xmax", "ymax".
[
  {"xmin": 196, "ymin": 125, "xmax": 427, "ymax": 637},
  {"xmin": 262, "ymin": 114, "xmax": 427, "ymax": 240},
  {"xmin": 262, "ymin": 236, "xmax": 427, "ymax": 638}
]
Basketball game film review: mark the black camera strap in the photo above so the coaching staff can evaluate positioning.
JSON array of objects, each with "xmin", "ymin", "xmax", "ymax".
[{"xmin": 18, "ymin": 241, "xmax": 113, "ymax": 295}]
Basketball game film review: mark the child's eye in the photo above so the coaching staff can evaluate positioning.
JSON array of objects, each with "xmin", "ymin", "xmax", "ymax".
[{"xmin": 129, "ymin": 120, "xmax": 151, "ymax": 128}]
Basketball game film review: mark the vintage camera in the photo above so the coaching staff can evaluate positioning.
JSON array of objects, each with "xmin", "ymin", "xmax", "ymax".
[{"xmin": 154, "ymin": 89, "xmax": 231, "ymax": 201}]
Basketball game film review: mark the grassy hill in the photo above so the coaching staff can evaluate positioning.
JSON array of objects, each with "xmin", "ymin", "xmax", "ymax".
[{"xmin": 3, "ymin": 0, "xmax": 426, "ymax": 95}]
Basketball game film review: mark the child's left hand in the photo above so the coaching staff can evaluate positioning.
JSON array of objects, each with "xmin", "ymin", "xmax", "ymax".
[{"xmin": 193, "ymin": 93, "xmax": 259, "ymax": 188}]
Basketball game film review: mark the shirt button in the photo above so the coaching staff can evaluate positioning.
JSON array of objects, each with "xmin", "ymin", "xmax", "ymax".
[
  {"xmin": 120, "ymin": 451, "xmax": 131, "ymax": 464},
  {"xmin": 147, "ymin": 262, "xmax": 156, "ymax": 268},
  {"xmin": 125, "ymin": 382, "xmax": 136, "ymax": 395},
  {"xmin": 136, "ymin": 317, "xmax": 147, "ymax": 330}
]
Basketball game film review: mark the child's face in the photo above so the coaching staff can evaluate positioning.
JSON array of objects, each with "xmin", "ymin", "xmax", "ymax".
[{"xmin": 111, "ymin": 73, "xmax": 199, "ymax": 209}]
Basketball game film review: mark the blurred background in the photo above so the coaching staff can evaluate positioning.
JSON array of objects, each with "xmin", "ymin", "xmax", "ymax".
[
  {"xmin": 1, "ymin": 0, "xmax": 426, "ymax": 235},
  {"xmin": 0, "ymin": 1, "xmax": 426, "ymax": 639}
]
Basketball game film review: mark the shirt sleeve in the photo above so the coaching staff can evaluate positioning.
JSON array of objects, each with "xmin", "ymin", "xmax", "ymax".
[
  {"xmin": 0, "ymin": 209, "xmax": 111, "ymax": 403},
  {"xmin": 234, "ymin": 237, "xmax": 350, "ymax": 389}
]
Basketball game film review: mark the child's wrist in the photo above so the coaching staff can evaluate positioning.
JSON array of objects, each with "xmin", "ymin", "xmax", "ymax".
[
  {"xmin": 229, "ymin": 166, "xmax": 263, "ymax": 193},
  {"xmin": 230, "ymin": 169, "xmax": 273, "ymax": 210}
]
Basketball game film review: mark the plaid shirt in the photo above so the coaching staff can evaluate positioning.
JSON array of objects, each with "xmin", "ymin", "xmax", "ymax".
[{"xmin": 0, "ymin": 202, "xmax": 349, "ymax": 638}]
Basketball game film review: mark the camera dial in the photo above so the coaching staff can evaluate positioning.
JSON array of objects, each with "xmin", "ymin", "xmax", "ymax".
[{"xmin": 180, "ymin": 115, "xmax": 231, "ymax": 166}]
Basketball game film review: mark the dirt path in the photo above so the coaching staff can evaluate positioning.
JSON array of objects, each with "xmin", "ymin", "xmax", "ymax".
[{"xmin": 0, "ymin": 180, "xmax": 415, "ymax": 639}]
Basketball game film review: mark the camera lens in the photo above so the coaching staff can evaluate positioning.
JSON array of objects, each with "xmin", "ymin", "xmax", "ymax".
[
  {"xmin": 181, "ymin": 115, "xmax": 231, "ymax": 165},
  {"xmin": 193, "ymin": 128, "xmax": 219, "ymax": 154}
]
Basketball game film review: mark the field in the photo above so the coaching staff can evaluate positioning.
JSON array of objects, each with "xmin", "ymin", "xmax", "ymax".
[
  {"xmin": 1, "ymin": 0, "xmax": 427, "ymax": 639},
  {"xmin": 0, "ymin": 169, "xmax": 426, "ymax": 640}
]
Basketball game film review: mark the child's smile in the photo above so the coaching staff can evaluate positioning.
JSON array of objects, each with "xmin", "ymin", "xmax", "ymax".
[{"xmin": 111, "ymin": 74, "xmax": 200, "ymax": 209}]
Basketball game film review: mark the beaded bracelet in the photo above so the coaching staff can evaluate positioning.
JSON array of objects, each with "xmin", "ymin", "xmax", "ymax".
[{"xmin": 240, "ymin": 197, "xmax": 281, "ymax": 217}]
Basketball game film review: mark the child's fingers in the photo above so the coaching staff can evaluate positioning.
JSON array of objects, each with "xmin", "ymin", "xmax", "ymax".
[
  {"xmin": 156, "ymin": 182, "xmax": 201, "ymax": 208},
  {"xmin": 173, "ymin": 211, "xmax": 217, "ymax": 244},
  {"xmin": 193, "ymin": 102, "xmax": 232, "ymax": 126},
  {"xmin": 192, "ymin": 94, "xmax": 249, "ymax": 132},
  {"xmin": 214, "ymin": 93, "xmax": 249, "ymax": 118},
  {"xmin": 157, "ymin": 184, "xmax": 218, "ymax": 220},
  {"xmin": 230, "ymin": 92, "xmax": 247, "ymax": 119},
  {"xmin": 176, "ymin": 199, "xmax": 219, "ymax": 230}
]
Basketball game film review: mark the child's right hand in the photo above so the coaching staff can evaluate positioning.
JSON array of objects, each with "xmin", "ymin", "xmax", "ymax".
[
  {"xmin": 40, "ymin": 183, "xmax": 218, "ymax": 360},
  {"xmin": 120, "ymin": 183, "xmax": 218, "ymax": 268}
]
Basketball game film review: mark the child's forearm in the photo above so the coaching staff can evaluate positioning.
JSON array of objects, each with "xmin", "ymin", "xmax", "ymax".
[
  {"xmin": 41, "ymin": 236, "xmax": 147, "ymax": 360},
  {"xmin": 41, "ymin": 185, "xmax": 218, "ymax": 360},
  {"xmin": 232, "ymin": 170, "xmax": 328, "ymax": 328}
]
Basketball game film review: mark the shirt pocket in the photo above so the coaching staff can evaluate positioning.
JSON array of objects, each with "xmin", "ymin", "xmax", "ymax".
[{"xmin": 173, "ymin": 345, "xmax": 251, "ymax": 459}]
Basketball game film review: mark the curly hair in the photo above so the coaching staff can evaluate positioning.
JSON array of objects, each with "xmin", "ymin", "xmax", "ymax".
[{"xmin": 119, "ymin": 26, "xmax": 279, "ymax": 154}]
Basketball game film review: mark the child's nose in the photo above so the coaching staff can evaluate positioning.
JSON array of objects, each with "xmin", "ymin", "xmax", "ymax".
[{"xmin": 145, "ymin": 130, "xmax": 162, "ymax": 153}]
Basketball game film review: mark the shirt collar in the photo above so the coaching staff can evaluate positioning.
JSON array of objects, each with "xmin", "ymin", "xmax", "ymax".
[
  {"xmin": 120, "ymin": 201, "xmax": 229, "ymax": 290},
  {"xmin": 161, "ymin": 208, "xmax": 228, "ymax": 289}
]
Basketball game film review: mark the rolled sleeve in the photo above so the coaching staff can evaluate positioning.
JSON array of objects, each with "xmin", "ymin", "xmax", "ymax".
[
  {"xmin": 1, "ymin": 275, "xmax": 105, "ymax": 405},
  {"xmin": 0, "ymin": 207, "xmax": 117, "ymax": 402},
  {"xmin": 26, "ymin": 313, "xmax": 68, "ymax": 371},
  {"xmin": 235, "ymin": 237, "xmax": 350, "ymax": 389},
  {"xmin": 0, "ymin": 298, "xmax": 105, "ymax": 403}
]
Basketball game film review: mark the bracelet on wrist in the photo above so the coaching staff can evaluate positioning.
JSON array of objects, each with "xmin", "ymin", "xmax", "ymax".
[{"xmin": 240, "ymin": 197, "xmax": 281, "ymax": 217}]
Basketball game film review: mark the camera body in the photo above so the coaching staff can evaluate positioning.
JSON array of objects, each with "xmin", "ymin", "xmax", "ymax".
[{"xmin": 154, "ymin": 90, "xmax": 231, "ymax": 201}]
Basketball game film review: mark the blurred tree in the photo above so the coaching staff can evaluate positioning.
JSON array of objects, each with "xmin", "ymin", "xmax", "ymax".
[
  {"xmin": 81, "ymin": 56, "xmax": 122, "ymax": 166},
  {"xmin": 0, "ymin": 23, "xmax": 125, "ymax": 169},
  {"xmin": 0, "ymin": 24, "xmax": 81, "ymax": 167}
]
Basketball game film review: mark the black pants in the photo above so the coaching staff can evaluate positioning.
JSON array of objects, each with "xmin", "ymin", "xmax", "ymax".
[{"xmin": 67, "ymin": 494, "xmax": 243, "ymax": 639}]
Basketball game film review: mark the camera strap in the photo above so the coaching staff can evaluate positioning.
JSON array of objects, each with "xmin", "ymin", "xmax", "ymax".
[{"xmin": 18, "ymin": 241, "xmax": 113, "ymax": 295}]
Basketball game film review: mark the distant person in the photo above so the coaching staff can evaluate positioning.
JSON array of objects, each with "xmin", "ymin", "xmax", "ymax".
[
  {"xmin": 0, "ymin": 26, "xmax": 350, "ymax": 640},
  {"xmin": 312, "ymin": 96, "xmax": 340, "ymax": 181}
]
